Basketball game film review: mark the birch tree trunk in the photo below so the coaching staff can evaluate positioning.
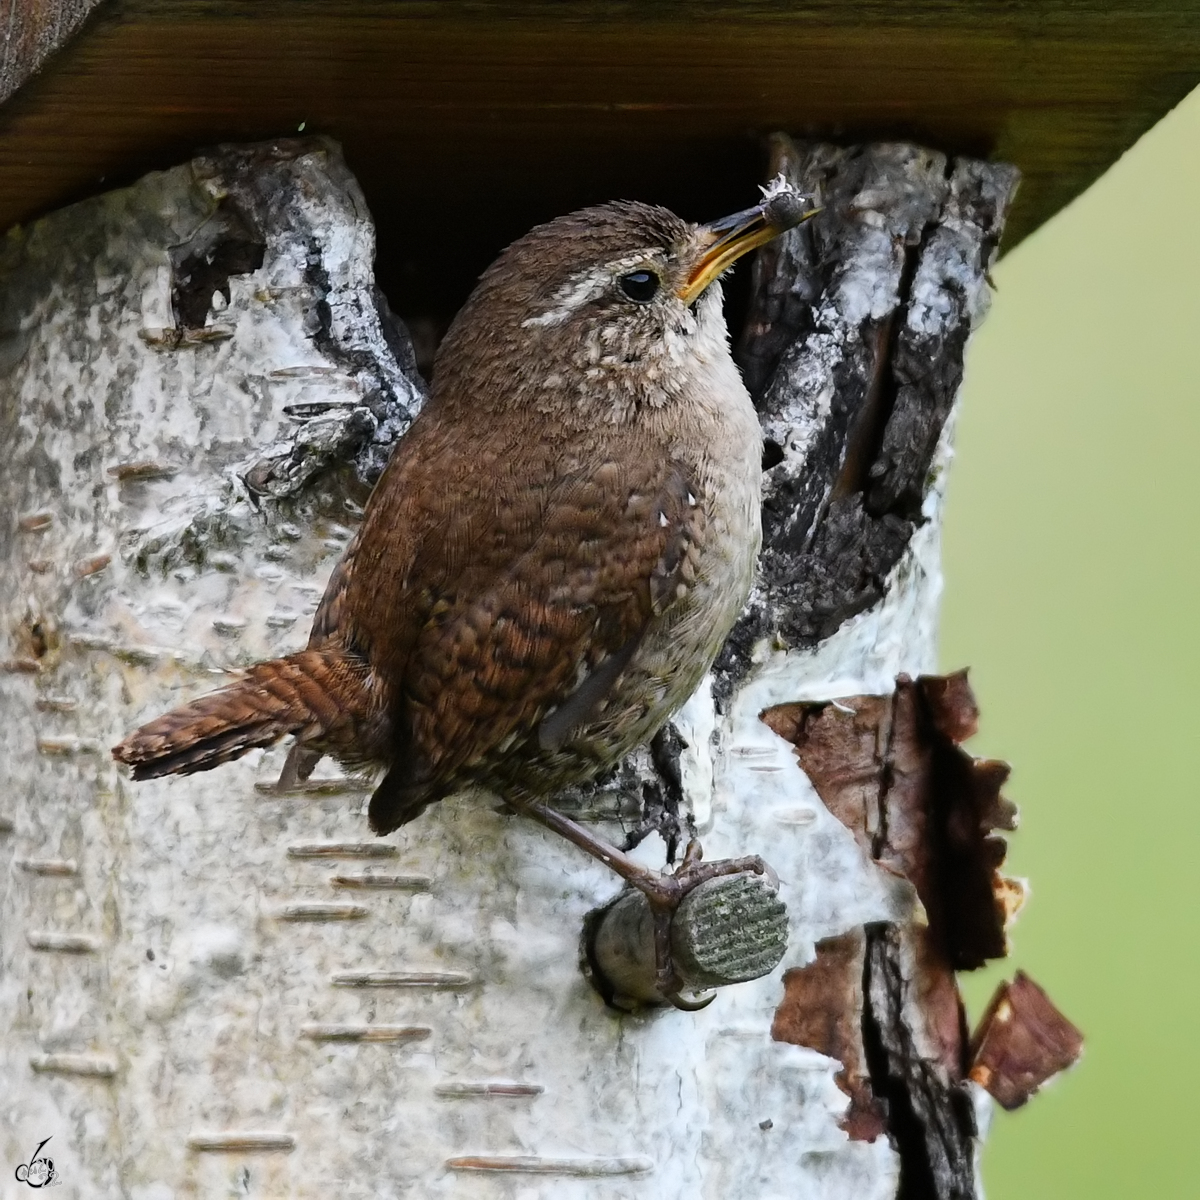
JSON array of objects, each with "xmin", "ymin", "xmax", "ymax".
[{"xmin": 0, "ymin": 137, "xmax": 1035, "ymax": 1199}]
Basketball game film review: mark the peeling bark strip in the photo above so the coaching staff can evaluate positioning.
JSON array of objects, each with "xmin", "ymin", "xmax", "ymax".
[
  {"xmin": 764, "ymin": 671, "xmax": 1023, "ymax": 977},
  {"xmin": 969, "ymin": 972, "xmax": 1084, "ymax": 1110},
  {"xmin": 720, "ymin": 138, "xmax": 1019, "ymax": 678},
  {"xmin": 765, "ymin": 674, "xmax": 1012, "ymax": 1193},
  {"xmin": 772, "ymin": 930, "xmax": 888, "ymax": 1143},
  {"xmin": 766, "ymin": 676, "xmax": 1081, "ymax": 1199}
]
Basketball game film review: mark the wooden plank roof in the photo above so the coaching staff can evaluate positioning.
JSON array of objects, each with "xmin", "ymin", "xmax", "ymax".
[{"xmin": 2, "ymin": 1, "xmax": 1198, "ymax": 315}]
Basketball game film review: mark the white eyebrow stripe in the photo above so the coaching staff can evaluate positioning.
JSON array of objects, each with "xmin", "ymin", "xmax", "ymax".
[
  {"xmin": 520, "ymin": 253, "xmax": 664, "ymax": 328},
  {"xmin": 521, "ymin": 269, "xmax": 608, "ymax": 328}
]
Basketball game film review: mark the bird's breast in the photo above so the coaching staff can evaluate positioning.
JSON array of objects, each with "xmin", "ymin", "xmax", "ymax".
[
  {"xmin": 571, "ymin": 366, "xmax": 763, "ymax": 762},
  {"xmin": 664, "ymin": 376, "xmax": 763, "ymax": 662}
]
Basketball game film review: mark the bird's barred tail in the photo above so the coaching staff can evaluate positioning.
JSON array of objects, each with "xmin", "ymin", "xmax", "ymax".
[{"xmin": 112, "ymin": 649, "xmax": 367, "ymax": 780}]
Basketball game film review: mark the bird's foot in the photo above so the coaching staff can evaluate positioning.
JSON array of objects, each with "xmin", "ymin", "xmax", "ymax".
[
  {"xmin": 631, "ymin": 837, "xmax": 767, "ymax": 908},
  {"xmin": 518, "ymin": 800, "xmax": 770, "ymax": 1005},
  {"xmin": 274, "ymin": 741, "xmax": 323, "ymax": 793},
  {"xmin": 627, "ymin": 839, "xmax": 769, "ymax": 1002}
]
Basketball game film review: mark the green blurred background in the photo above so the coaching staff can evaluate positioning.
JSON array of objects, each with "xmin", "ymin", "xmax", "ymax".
[{"xmin": 941, "ymin": 84, "xmax": 1200, "ymax": 1200}]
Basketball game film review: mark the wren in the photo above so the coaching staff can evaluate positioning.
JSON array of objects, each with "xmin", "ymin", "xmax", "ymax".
[{"xmin": 114, "ymin": 181, "xmax": 816, "ymax": 997}]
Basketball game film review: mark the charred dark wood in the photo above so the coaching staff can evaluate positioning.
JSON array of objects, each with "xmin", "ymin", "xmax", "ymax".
[
  {"xmin": 717, "ymin": 137, "xmax": 1019, "ymax": 690},
  {"xmin": 864, "ymin": 923, "xmax": 978, "ymax": 1200}
]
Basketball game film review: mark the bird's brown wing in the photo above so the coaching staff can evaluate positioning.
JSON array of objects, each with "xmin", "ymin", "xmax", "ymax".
[
  {"xmin": 369, "ymin": 456, "xmax": 705, "ymax": 828},
  {"xmin": 285, "ymin": 415, "xmax": 457, "ymax": 785},
  {"xmin": 307, "ymin": 533, "xmax": 360, "ymax": 647}
]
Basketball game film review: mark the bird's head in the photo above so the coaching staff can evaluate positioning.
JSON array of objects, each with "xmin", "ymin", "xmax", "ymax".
[{"xmin": 432, "ymin": 180, "xmax": 817, "ymax": 423}]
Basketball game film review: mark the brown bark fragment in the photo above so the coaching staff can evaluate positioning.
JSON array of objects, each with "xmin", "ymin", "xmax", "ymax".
[
  {"xmin": 771, "ymin": 930, "xmax": 887, "ymax": 1142},
  {"xmin": 762, "ymin": 693, "xmax": 893, "ymax": 854},
  {"xmin": 764, "ymin": 672, "xmax": 1019, "ymax": 1083},
  {"xmin": 766, "ymin": 673, "xmax": 1081, "ymax": 1199},
  {"xmin": 763, "ymin": 671, "xmax": 1022, "ymax": 975},
  {"xmin": 919, "ymin": 669, "xmax": 979, "ymax": 743},
  {"xmin": 969, "ymin": 972, "xmax": 1084, "ymax": 1110}
]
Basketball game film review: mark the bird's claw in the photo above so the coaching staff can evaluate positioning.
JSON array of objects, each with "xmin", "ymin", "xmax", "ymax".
[
  {"xmin": 517, "ymin": 801, "xmax": 768, "ymax": 1006},
  {"xmin": 626, "ymin": 839, "xmax": 769, "ymax": 1001},
  {"xmin": 667, "ymin": 988, "xmax": 716, "ymax": 1012},
  {"xmin": 632, "ymin": 838, "xmax": 768, "ymax": 910}
]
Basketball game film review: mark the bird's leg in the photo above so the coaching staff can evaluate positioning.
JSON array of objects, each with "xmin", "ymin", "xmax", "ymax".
[
  {"xmin": 519, "ymin": 799, "xmax": 768, "ymax": 1000},
  {"xmin": 274, "ymin": 741, "xmax": 323, "ymax": 792}
]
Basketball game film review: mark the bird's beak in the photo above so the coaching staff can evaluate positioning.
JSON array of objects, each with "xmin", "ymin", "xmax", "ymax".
[{"xmin": 678, "ymin": 186, "xmax": 819, "ymax": 305}]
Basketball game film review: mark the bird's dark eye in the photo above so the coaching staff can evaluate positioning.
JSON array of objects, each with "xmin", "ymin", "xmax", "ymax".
[{"xmin": 619, "ymin": 270, "xmax": 660, "ymax": 303}]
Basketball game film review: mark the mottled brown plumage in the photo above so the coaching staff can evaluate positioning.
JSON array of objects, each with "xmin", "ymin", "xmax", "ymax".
[{"xmin": 114, "ymin": 187, "xmax": 814, "ymax": 969}]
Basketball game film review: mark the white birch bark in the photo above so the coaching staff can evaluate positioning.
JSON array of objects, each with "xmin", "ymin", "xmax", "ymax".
[{"xmin": 0, "ymin": 137, "xmax": 1015, "ymax": 1199}]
